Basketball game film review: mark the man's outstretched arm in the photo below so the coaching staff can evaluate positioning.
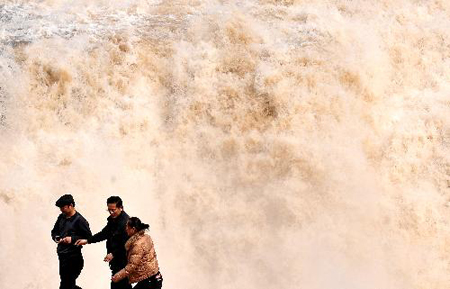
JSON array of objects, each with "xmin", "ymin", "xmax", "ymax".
[{"xmin": 75, "ymin": 222, "xmax": 108, "ymax": 245}]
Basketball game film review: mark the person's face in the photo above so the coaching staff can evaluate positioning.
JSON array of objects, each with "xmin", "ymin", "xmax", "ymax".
[
  {"xmin": 125, "ymin": 223, "xmax": 136, "ymax": 237},
  {"xmin": 107, "ymin": 203, "xmax": 122, "ymax": 218},
  {"xmin": 59, "ymin": 204, "xmax": 73, "ymax": 216}
]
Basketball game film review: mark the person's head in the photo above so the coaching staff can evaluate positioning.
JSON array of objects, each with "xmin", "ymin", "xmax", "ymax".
[
  {"xmin": 106, "ymin": 196, "xmax": 123, "ymax": 218},
  {"xmin": 55, "ymin": 194, "xmax": 76, "ymax": 216},
  {"xmin": 126, "ymin": 217, "xmax": 149, "ymax": 236}
]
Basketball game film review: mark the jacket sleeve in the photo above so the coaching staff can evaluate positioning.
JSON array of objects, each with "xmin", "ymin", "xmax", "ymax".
[
  {"xmin": 71, "ymin": 217, "xmax": 92, "ymax": 244},
  {"xmin": 50, "ymin": 216, "xmax": 61, "ymax": 242},
  {"xmin": 114, "ymin": 242, "xmax": 144, "ymax": 281},
  {"xmin": 88, "ymin": 224, "xmax": 109, "ymax": 244}
]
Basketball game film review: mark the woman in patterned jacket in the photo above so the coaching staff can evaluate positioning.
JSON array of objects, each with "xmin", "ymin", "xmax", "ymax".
[{"xmin": 112, "ymin": 217, "xmax": 163, "ymax": 289}]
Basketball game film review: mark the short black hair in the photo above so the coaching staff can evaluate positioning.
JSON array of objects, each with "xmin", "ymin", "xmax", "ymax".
[
  {"xmin": 107, "ymin": 196, "xmax": 123, "ymax": 208},
  {"xmin": 55, "ymin": 194, "xmax": 75, "ymax": 207}
]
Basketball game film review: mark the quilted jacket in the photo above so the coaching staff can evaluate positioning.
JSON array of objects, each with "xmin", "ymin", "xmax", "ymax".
[{"xmin": 114, "ymin": 230, "xmax": 160, "ymax": 283}]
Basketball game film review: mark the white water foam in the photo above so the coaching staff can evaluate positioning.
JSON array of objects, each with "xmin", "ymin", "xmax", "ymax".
[{"xmin": 1, "ymin": 1, "xmax": 450, "ymax": 288}]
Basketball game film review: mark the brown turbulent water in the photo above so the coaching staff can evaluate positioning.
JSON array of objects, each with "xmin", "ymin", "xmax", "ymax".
[{"xmin": 1, "ymin": 1, "xmax": 450, "ymax": 288}]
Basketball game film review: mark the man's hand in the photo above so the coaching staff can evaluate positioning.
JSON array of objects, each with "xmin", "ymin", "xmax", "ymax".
[
  {"xmin": 61, "ymin": 236, "xmax": 72, "ymax": 244},
  {"xmin": 104, "ymin": 253, "xmax": 114, "ymax": 262},
  {"xmin": 74, "ymin": 239, "xmax": 88, "ymax": 246},
  {"xmin": 111, "ymin": 274, "xmax": 120, "ymax": 283}
]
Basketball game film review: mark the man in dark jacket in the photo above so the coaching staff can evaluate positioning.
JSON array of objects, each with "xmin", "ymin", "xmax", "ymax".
[
  {"xmin": 51, "ymin": 194, "xmax": 92, "ymax": 289},
  {"xmin": 75, "ymin": 196, "xmax": 131, "ymax": 289}
]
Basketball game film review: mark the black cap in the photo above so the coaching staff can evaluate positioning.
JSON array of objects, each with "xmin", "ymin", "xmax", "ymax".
[{"xmin": 55, "ymin": 194, "xmax": 75, "ymax": 207}]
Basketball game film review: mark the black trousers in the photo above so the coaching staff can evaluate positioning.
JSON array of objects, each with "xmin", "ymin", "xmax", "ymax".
[
  {"xmin": 110, "ymin": 259, "xmax": 132, "ymax": 289},
  {"xmin": 58, "ymin": 253, "xmax": 84, "ymax": 289},
  {"xmin": 133, "ymin": 272, "xmax": 163, "ymax": 289}
]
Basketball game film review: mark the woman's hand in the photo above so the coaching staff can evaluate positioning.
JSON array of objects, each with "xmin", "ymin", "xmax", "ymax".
[{"xmin": 111, "ymin": 274, "xmax": 120, "ymax": 283}]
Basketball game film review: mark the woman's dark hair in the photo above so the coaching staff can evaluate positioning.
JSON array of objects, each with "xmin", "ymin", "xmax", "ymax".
[
  {"xmin": 107, "ymin": 196, "xmax": 123, "ymax": 208},
  {"xmin": 127, "ymin": 217, "xmax": 150, "ymax": 231}
]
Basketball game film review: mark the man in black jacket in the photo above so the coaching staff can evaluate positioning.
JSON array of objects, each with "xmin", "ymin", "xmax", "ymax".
[
  {"xmin": 51, "ymin": 194, "xmax": 92, "ymax": 289},
  {"xmin": 75, "ymin": 196, "xmax": 131, "ymax": 289}
]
